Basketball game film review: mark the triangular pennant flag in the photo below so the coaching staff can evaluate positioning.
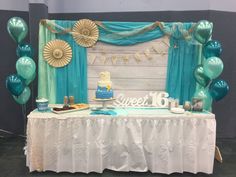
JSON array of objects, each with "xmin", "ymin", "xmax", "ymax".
[
  {"xmin": 99, "ymin": 55, "xmax": 107, "ymax": 64},
  {"xmin": 111, "ymin": 56, "xmax": 118, "ymax": 65},
  {"xmin": 123, "ymin": 55, "xmax": 129, "ymax": 64},
  {"xmin": 134, "ymin": 52, "xmax": 142, "ymax": 63},
  {"xmin": 144, "ymin": 49, "xmax": 152, "ymax": 60},
  {"xmin": 88, "ymin": 54, "xmax": 96, "ymax": 65}
]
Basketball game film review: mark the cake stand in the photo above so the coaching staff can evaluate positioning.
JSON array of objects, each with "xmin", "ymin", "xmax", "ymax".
[{"xmin": 92, "ymin": 98, "xmax": 116, "ymax": 110}]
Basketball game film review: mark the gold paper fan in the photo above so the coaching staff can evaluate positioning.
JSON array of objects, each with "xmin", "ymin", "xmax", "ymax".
[
  {"xmin": 43, "ymin": 39, "xmax": 72, "ymax": 67},
  {"xmin": 72, "ymin": 19, "xmax": 99, "ymax": 47}
]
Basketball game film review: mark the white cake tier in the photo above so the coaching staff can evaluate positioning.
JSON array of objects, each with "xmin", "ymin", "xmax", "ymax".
[{"xmin": 97, "ymin": 80, "xmax": 112, "ymax": 88}]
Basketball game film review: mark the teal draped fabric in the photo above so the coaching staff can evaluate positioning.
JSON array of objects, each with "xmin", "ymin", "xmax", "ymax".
[
  {"xmin": 38, "ymin": 21, "xmax": 56, "ymax": 103},
  {"xmin": 55, "ymin": 20, "xmax": 88, "ymax": 103},
  {"xmin": 98, "ymin": 22, "xmax": 169, "ymax": 45},
  {"xmin": 166, "ymin": 23, "xmax": 200, "ymax": 104}
]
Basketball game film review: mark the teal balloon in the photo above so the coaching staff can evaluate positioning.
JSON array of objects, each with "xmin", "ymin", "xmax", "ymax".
[
  {"xmin": 194, "ymin": 65, "xmax": 211, "ymax": 87},
  {"xmin": 16, "ymin": 56, "xmax": 36, "ymax": 80},
  {"xmin": 25, "ymin": 72, "xmax": 36, "ymax": 85},
  {"xmin": 193, "ymin": 20, "xmax": 213, "ymax": 44},
  {"xmin": 16, "ymin": 43, "xmax": 34, "ymax": 58},
  {"xmin": 7, "ymin": 17, "xmax": 28, "ymax": 43},
  {"xmin": 209, "ymin": 79, "xmax": 229, "ymax": 101},
  {"xmin": 203, "ymin": 40, "xmax": 222, "ymax": 58},
  {"xmin": 203, "ymin": 57, "xmax": 224, "ymax": 79},
  {"xmin": 13, "ymin": 87, "xmax": 31, "ymax": 104},
  {"xmin": 194, "ymin": 87, "xmax": 213, "ymax": 111},
  {"xmin": 6, "ymin": 74, "xmax": 25, "ymax": 96}
]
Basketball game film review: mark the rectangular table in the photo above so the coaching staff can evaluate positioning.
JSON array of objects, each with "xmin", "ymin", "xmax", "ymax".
[{"xmin": 26, "ymin": 108, "xmax": 216, "ymax": 174}]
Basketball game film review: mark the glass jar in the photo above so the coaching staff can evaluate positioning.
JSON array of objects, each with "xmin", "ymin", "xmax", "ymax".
[
  {"xmin": 69, "ymin": 96, "xmax": 74, "ymax": 105},
  {"xmin": 183, "ymin": 101, "xmax": 192, "ymax": 111}
]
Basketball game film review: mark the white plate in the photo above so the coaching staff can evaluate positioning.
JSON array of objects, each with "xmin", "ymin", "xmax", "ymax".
[
  {"xmin": 170, "ymin": 107, "xmax": 185, "ymax": 114},
  {"xmin": 92, "ymin": 98, "xmax": 116, "ymax": 102}
]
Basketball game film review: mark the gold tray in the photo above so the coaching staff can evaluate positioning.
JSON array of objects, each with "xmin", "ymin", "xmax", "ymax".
[{"xmin": 51, "ymin": 104, "xmax": 89, "ymax": 114}]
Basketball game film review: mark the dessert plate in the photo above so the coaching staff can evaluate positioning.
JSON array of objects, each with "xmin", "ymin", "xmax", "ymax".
[{"xmin": 170, "ymin": 107, "xmax": 185, "ymax": 114}]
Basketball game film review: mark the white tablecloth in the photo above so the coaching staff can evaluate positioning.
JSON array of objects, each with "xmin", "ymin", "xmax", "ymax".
[{"xmin": 26, "ymin": 108, "xmax": 216, "ymax": 174}]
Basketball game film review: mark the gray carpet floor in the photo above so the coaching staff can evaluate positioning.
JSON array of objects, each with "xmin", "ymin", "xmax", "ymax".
[{"xmin": 0, "ymin": 136, "xmax": 235, "ymax": 177}]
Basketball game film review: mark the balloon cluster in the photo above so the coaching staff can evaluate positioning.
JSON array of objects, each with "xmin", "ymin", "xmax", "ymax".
[
  {"xmin": 5, "ymin": 17, "xmax": 36, "ymax": 105},
  {"xmin": 193, "ymin": 20, "xmax": 229, "ymax": 111}
]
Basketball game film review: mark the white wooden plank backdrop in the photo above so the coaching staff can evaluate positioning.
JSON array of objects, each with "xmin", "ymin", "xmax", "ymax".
[{"xmin": 87, "ymin": 37, "xmax": 169, "ymax": 103}]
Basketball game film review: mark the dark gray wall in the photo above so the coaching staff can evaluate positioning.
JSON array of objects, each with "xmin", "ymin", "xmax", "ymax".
[
  {"xmin": 210, "ymin": 11, "xmax": 236, "ymax": 138},
  {"xmin": 1, "ymin": 6, "xmax": 236, "ymax": 138},
  {"xmin": 49, "ymin": 11, "xmax": 210, "ymax": 22},
  {"xmin": 0, "ymin": 4, "xmax": 48, "ymax": 135},
  {"xmin": 0, "ymin": 10, "xmax": 29, "ymax": 135}
]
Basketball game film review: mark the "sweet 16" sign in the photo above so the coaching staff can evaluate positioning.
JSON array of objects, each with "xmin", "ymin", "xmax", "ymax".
[{"xmin": 113, "ymin": 91, "xmax": 169, "ymax": 108}]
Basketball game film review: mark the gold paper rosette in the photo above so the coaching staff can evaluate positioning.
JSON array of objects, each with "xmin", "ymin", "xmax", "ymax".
[
  {"xmin": 72, "ymin": 19, "xmax": 99, "ymax": 47},
  {"xmin": 43, "ymin": 39, "xmax": 72, "ymax": 67}
]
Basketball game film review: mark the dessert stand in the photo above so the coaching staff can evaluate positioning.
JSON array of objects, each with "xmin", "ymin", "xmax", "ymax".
[{"xmin": 92, "ymin": 98, "xmax": 116, "ymax": 110}]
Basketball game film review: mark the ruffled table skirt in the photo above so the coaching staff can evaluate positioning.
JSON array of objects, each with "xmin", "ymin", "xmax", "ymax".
[{"xmin": 26, "ymin": 109, "xmax": 216, "ymax": 174}]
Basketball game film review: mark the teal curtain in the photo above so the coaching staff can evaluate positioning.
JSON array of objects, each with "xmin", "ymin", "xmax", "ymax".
[
  {"xmin": 55, "ymin": 20, "xmax": 88, "ymax": 103},
  {"xmin": 165, "ymin": 23, "xmax": 200, "ymax": 104},
  {"xmin": 98, "ymin": 22, "xmax": 169, "ymax": 45},
  {"xmin": 38, "ymin": 21, "xmax": 57, "ymax": 103}
]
